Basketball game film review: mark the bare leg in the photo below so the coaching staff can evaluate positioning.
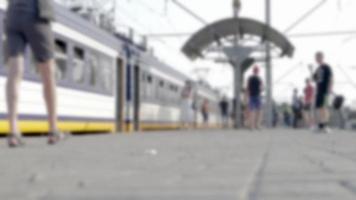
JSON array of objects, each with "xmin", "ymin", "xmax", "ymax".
[
  {"xmin": 37, "ymin": 59, "xmax": 58, "ymax": 133},
  {"xmin": 255, "ymin": 110, "xmax": 261, "ymax": 129},
  {"xmin": 249, "ymin": 111, "xmax": 255, "ymax": 129},
  {"xmin": 303, "ymin": 111, "xmax": 309, "ymax": 128},
  {"xmin": 307, "ymin": 109, "xmax": 314, "ymax": 128},
  {"xmin": 6, "ymin": 56, "xmax": 24, "ymax": 134},
  {"xmin": 321, "ymin": 108, "xmax": 330, "ymax": 125}
]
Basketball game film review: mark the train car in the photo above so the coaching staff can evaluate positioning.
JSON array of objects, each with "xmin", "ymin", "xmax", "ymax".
[
  {"xmin": 132, "ymin": 52, "xmax": 188, "ymax": 131},
  {"xmin": 0, "ymin": 1, "xmax": 126, "ymax": 134},
  {"xmin": 129, "ymin": 51, "xmax": 223, "ymax": 131},
  {"xmin": 125, "ymin": 49, "xmax": 223, "ymax": 131}
]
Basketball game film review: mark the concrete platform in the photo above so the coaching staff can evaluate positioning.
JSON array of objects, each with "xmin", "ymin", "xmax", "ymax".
[{"xmin": 1, "ymin": 129, "xmax": 356, "ymax": 200}]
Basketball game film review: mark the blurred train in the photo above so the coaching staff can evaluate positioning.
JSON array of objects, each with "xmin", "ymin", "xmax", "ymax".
[{"xmin": 0, "ymin": 1, "xmax": 223, "ymax": 134}]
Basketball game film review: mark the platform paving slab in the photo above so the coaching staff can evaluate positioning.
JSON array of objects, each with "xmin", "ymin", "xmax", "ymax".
[{"xmin": 0, "ymin": 129, "xmax": 356, "ymax": 200}]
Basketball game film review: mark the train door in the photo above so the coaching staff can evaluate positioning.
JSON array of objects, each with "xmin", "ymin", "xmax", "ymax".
[
  {"xmin": 133, "ymin": 65, "xmax": 141, "ymax": 131},
  {"xmin": 115, "ymin": 57, "xmax": 125, "ymax": 133}
]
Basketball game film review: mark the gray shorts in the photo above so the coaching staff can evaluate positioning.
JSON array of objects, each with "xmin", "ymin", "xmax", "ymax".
[{"xmin": 5, "ymin": 14, "xmax": 54, "ymax": 63}]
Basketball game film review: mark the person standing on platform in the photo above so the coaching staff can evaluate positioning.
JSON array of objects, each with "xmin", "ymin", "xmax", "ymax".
[
  {"xmin": 303, "ymin": 78, "xmax": 315, "ymax": 129},
  {"xmin": 247, "ymin": 66, "xmax": 263, "ymax": 130},
  {"xmin": 5, "ymin": 0, "xmax": 64, "ymax": 147},
  {"xmin": 219, "ymin": 96, "xmax": 229, "ymax": 128},
  {"xmin": 201, "ymin": 99, "xmax": 210, "ymax": 127},
  {"xmin": 180, "ymin": 81, "xmax": 193, "ymax": 129},
  {"xmin": 312, "ymin": 52, "xmax": 334, "ymax": 133},
  {"xmin": 291, "ymin": 89, "xmax": 302, "ymax": 129}
]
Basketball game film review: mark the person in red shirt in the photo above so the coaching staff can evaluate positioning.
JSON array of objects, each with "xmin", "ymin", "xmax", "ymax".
[{"xmin": 303, "ymin": 78, "xmax": 315, "ymax": 128}]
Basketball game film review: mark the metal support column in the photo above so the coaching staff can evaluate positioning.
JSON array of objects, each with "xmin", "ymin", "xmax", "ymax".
[
  {"xmin": 224, "ymin": 46, "xmax": 253, "ymax": 129},
  {"xmin": 265, "ymin": 0, "xmax": 273, "ymax": 128},
  {"xmin": 233, "ymin": 1, "xmax": 241, "ymax": 129},
  {"xmin": 233, "ymin": 62, "xmax": 242, "ymax": 129}
]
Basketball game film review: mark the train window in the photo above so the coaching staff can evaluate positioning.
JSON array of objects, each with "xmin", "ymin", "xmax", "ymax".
[
  {"xmin": 159, "ymin": 80, "xmax": 167, "ymax": 101},
  {"xmin": 159, "ymin": 80, "xmax": 164, "ymax": 88},
  {"xmin": 146, "ymin": 74, "xmax": 154, "ymax": 99},
  {"xmin": 141, "ymin": 72, "xmax": 146, "ymax": 82},
  {"xmin": 54, "ymin": 39, "xmax": 68, "ymax": 81},
  {"xmin": 88, "ymin": 51, "xmax": 99, "ymax": 87},
  {"xmin": 140, "ymin": 71, "xmax": 147, "ymax": 98},
  {"xmin": 72, "ymin": 47, "xmax": 85, "ymax": 84},
  {"xmin": 99, "ymin": 55, "xmax": 113, "ymax": 93},
  {"xmin": 147, "ymin": 75, "xmax": 152, "ymax": 84}
]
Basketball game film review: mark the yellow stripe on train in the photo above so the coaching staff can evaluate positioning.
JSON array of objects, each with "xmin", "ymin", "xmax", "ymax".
[
  {"xmin": 0, "ymin": 120, "xmax": 222, "ymax": 135},
  {"xmin": 0, "ymin": 120, "xmax": 115, "ymax": 134}
]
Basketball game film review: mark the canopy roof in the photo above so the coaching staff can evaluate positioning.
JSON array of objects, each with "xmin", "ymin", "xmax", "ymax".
[{"xmin": 182, "ymin": 17, "xmax": 295, "ymax": 60}]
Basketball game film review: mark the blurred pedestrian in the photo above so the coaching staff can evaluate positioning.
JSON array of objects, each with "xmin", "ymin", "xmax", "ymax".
[
  {"xmin": 303, "ymin": 78, "xmax": 315, "ymax": 129},
  {"xmin": 201, "ymin": 99, "xmax": 210, "ymax": 127},
  {"xmin": 180, "ymin": 81, "xmax": 194, "ymax": 129},
  {"xmin": 282, "ymin": 103, "xmax": 291, "ymax": 127},
  {"xmin": 5, "ymin": 0, "xmax": 64, "ymax": 147},
  {"xmin": 292, "ymin": 89, "xmax": 303, "ymax": 129},
  {"xmin": 247, "ymin": 66, "xmax": 263, "ymax": 130},
  {"xmin": 219, "ymin": 96, "xmax": 229, "ymax": 128},
  {"xmin": 313, "ymin": 52, "xmax": 333, "ymax": 133},
  {"xmin": 332, "ymin": 94, "xmax": 345, "ymax": 129}
]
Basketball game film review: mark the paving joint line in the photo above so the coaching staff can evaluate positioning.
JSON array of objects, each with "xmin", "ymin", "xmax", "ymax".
[{"xmin": 238, "ymin": 136, "xmax": 272, "ymax": 200}]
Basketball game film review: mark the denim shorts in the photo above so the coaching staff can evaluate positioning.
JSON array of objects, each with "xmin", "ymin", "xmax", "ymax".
[
  {"xmin": 5, "ymin": 13, "xmax": 54, "ymax": 63},
  {"xmin": 249, "ymin": 96, "xmax": 262, "ymax": 111}
]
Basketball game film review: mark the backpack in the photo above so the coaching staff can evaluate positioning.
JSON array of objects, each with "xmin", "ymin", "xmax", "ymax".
[{"xmin": 333, "ymin": 95, "xmax": 344, "ymax": 110}]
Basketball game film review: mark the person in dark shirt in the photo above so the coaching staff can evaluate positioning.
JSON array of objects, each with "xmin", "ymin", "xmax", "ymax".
[
  {"xmin": 219, "ymin": 96, "xmax": 229, "ymax": 128},
  {"xmin": 5, "ymin": 0, "xmax": 63, "ymax": 147},
  {"xmin": 313, "ymin": 52, "xmax": 333, "ymax": 133},
  {"xmin": 247, "ymin": 66, "xmax": 263, "ymax": 130},
  {"xmin": 201, "ymin": 99, "xmax": 210, "ymax": 126}
]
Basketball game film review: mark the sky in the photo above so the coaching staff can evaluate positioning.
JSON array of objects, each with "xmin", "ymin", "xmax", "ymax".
[
  {"xmin": 65, "ymin": 0, "xmax": 356, "ymax": 106},
  {"xmin": 113, "ymin": 0, "xmax": 356, "ymax": 106}
]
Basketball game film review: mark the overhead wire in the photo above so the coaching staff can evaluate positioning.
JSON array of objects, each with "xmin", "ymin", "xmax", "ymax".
[{"xmin": 284, "ymin": 0, "xmax": 328, "ymax": 34}]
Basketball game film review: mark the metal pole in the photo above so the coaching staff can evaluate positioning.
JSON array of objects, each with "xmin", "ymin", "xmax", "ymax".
[
  {"xmin": 233, "ymin": 1, "xmax": 242, "ymax": 129},
  {"xmin": 233, "ymin": 61, "xmax": 242, "ymax": 129},
  {"xmin": 265, "ymin": 0, "xmax": 273, "ymax": 128}
]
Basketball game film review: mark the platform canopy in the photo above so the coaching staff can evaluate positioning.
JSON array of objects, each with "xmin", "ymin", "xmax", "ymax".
[{"xmin": 182, "ymin": 17, "xmax": 295, "ymax": 60}]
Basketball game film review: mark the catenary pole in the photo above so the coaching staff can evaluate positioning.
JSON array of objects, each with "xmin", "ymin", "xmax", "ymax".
[
  {"xmin": 233, "ymin": 0, "xmax": 242, "ymax": 129},
  {"xmin": 265, "ymin": 0, "xmax": 273, "ymax": 128}
]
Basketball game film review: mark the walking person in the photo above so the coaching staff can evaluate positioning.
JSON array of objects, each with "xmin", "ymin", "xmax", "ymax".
[
  {"xmin": 303, "ymin": 78, "xmax": 315, "ymax": 129},
  {"xmin": 201, "ymin": 99, "xmax": 210, "ymax": 127},
  {"xmin": 219, "ymin": 96, "xmax": 229, "ymax": 128},
  {"xmin": 291, "ymin": 89, "xmax": 303, "ymax": 129},
  {"xmin": 180, "ymin": 81, "xmax": 194, "ymax": 129},
  {"xmin": 247, "ymin": 66, "xmax": 263, "ymax": 130},
  {"xmin": 312, "ymin": 52, "xmax": 334, "ymax": 133},
  {"xmin": 282, "ymin": 103, "xmax": 291, "ymax": 127},
  {"xmin": 5, "ymin": 0, "xmax": 64, "ymax": 147}
]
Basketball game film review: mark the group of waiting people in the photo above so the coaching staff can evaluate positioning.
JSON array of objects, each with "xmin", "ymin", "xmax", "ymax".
[
  {"xmin": 219, "ymin": 51, "xmax": 336, "ymax": 133},
  {"xmin": 289, "ymin": 52, "xmax": 335, "ymax": 132}
]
